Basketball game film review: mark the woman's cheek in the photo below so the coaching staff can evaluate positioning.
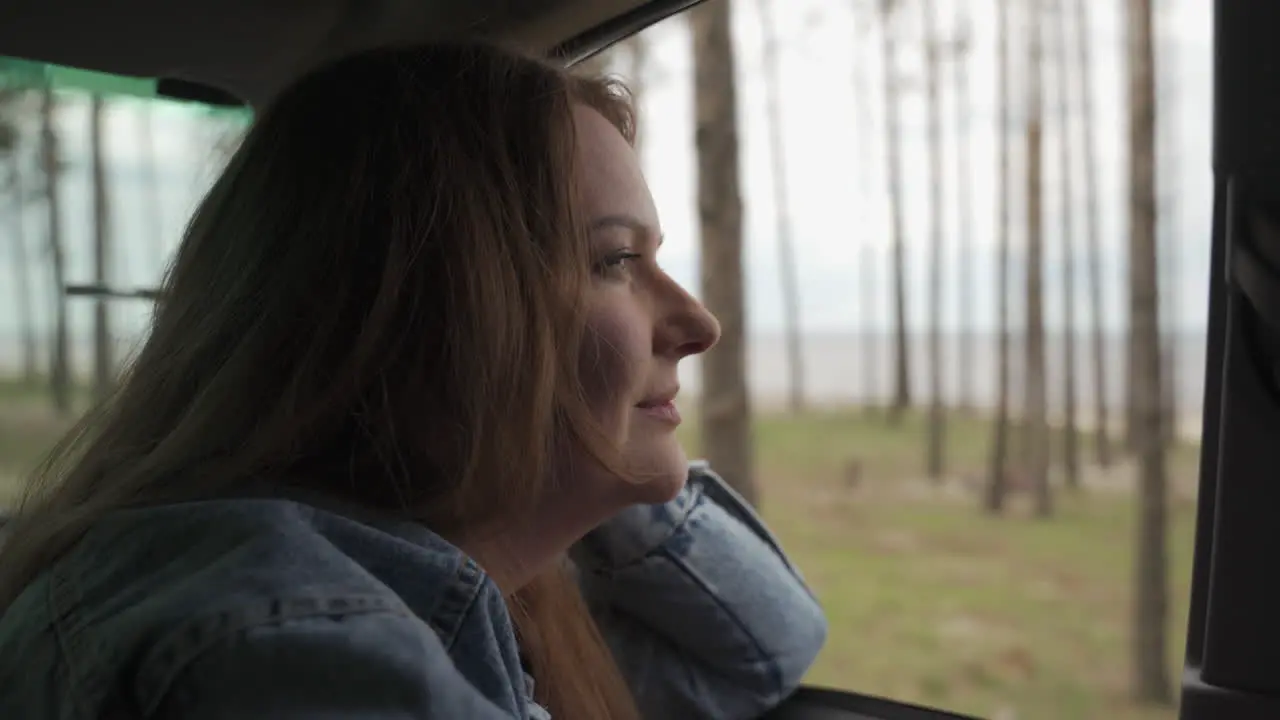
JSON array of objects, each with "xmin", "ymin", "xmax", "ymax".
[{"xmin": 579, "ymin": 304, "xmax": 651, "ymax": 419}]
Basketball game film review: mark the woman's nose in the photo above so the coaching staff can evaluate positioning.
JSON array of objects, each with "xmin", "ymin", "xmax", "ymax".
[{"xmin": 658, "ymin": 282, "xmax": 721, "ymax": 359}]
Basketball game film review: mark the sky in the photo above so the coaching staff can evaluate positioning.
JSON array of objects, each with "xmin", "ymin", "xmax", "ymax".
[{"xmin": 0, "ymin": 0, "xmax": 1214, "ymax": 352}]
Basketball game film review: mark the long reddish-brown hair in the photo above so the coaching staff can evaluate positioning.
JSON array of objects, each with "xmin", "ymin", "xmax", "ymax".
[{"xmin": 0, "ymin": 43, "xmax": 640, "ymax": 720}]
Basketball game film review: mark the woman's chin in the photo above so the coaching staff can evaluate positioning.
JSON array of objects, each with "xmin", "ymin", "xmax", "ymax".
[
  {"xmin": 624, "ymin": 446, "xmax": 690, "ymax": 505},
  {"xmin": 635, "ymin": 470, "xmax": 686, "ymax": 505}
]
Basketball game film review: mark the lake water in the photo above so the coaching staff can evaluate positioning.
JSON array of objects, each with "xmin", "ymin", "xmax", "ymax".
[{"xmin": 0, "ymin": 327, "xmax": 1210, "ymax": 436}]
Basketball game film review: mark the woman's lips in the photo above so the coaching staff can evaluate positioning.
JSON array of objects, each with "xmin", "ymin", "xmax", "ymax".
[{"xmin": 637, "ymin": 400, "xmax": 682, "ymax": 425}]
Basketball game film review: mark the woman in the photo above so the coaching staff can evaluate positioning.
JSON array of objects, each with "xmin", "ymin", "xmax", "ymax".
[{"xmin": 0, "ymin": 43, "xmax": 826, "ymax": 719}]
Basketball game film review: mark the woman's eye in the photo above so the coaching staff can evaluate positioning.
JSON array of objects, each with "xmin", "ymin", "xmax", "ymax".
[{"xmin": 595, "ymin": 251, "xmax": 642, "ymax": 278}]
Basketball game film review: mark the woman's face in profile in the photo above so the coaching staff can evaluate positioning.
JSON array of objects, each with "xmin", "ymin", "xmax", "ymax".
[{"xmin": 568, "ymin": 104, "xmax": 721, "ymax": 506}]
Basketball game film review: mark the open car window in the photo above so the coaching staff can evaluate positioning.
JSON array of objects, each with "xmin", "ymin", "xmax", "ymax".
[{"xmin": 0, "ymin": 1, "xmax": 1241, "ymax": 719}]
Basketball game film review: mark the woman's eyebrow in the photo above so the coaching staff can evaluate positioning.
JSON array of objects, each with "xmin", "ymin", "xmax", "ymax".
[
  {"xmin": 589, "ymin": 214, "xmax": 664, "ymax": 245},
  {"xmin": 591, "ymin": 214, "xmax": 651, "ymax": 234}
]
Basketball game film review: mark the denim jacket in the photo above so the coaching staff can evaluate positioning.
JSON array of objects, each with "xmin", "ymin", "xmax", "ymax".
[{"xmin": 0, "ymin": 463, "xmax": 827, "ymax": 719}]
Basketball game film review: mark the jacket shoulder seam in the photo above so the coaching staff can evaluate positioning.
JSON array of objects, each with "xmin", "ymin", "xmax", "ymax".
[{"xmin": 133, "ymin": 594, "xmax": 412, "ymax": 715}]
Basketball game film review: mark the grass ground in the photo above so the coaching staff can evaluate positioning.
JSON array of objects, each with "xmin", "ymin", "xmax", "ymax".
[
  {"xmin": 0, "ymin": 377, "xmax": 1198, "ymax": 719},
  {"xmin": 680, "ymin": 410, "xmax": 1199, "ymax": 720},
  {"xmin": 0, "ymin": 378, "xmax": 91, "ymax": 507}
]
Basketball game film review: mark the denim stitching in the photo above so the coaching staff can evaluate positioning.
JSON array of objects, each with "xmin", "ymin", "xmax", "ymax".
[{"xmin": 133, "ymin": 594, "xmax": 411, "ymax": 715}]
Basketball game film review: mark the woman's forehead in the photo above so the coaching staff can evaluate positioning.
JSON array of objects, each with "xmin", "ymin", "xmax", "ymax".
[{"xmin": 573, "ymin": 105, "xmax": 656, "ymax": 224}]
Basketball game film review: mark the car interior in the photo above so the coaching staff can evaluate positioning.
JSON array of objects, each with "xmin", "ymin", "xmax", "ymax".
[{"xmin": 0, "ymin": 0, "xmax": 1271, "ymax": 718}]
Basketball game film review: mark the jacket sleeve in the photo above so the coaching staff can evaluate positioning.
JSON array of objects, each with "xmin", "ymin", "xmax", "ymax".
[
  {"xmin": 148, "ymin": 609, "xmax": 522, "ymax": 719},
  {"xmin": 571, "ymin": 462, "xmax": 828, "ymax": 720}
]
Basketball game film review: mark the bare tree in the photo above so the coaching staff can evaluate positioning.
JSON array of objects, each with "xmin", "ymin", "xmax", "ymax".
[
  {"xmin": 691, "ymin": 1, "xmax": 757, "ymax": 505},
  {"xmin": 39, "ymin": 86, "xmax": 70, "ymax": 415},
  {"xmin": 89, "ymin": 95, "xmax": 112, "ymax": 400},
  {"xmin": 878, "ymin": 0, "xmax": 911, "ymax": 424},
  {"xmin": 1126, "ymin": 0, "xmax": 1172, "ymax": 703},
  {"xmin": 986, "ymin": 0, "xmax": 1013, "ymax": 514},
  {"xmin": 137, "ymin": 103, "xmax": 166, "ymax": 278},
  {"xmin": 1070, "ymin": 0, "xmax": 1112, "ymax": 467},
  {"xmin": 922, "ymin": 0, "xmax": 947, "ymax": 479},
  {"xmin": 1125, "ymin": 320, "xmax": 1138, "ymax": 451},
  {"xmin": 1, "ymin": 91, "xmax": 38, "ymax": 382},
  {"xmin": 1025, "ymin": 0, "xmax": 1052, "ymax": 518},
  {"xmin": 623, "ymin": 34, "xmax": 650, "ymax": 158},
  {"xmin": 1126, "ymin": 341, "xmax": 1141, "ymax": 451},
  {"xmin": 756, "ymin": 0, "xmax": 805, "ymax": 414},
  {"xmin": 1052, "ymin": 0, "xmax": 1080, "ymax": 488},
  {"xmin": 0, "ymin": 92, "xmax": 15, "ymax": 152},
  {"xmin": 1156, "ymin": 0, "xmax": 1178, "ymax": 447},
  {"xmin": 852, "ymin": 7, "xmax": 880, "ymax": 411},
  {"xmin": 7, "ymin": 160, "xmax": 38, "ymax": 382},
  {"xmin": 952, "ymin": 0, "xmax": 975, "ymax": 417}
]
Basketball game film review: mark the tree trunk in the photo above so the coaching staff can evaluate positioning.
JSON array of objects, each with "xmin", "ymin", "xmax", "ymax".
[
  {"xmin": 1156, "ymin": 0, "xmax": 1178, "ymax": 449},
  {"xmin": 691, "ymin": 0, "xmax": 757, "ymax": 505},
  {"xmin": 7, "ymin": 150, "xmax": 39, "ymax": 382},
  {"xmin": 923, "ymin": 0, "xmax": 946, "ymax": 480},
  {"xmin": 1053, "ymin": 0, "xmax": 1080, "ymax": 489},
  {"xmin": 952, "ymin": 0, "xmax": 975, "ymax": 417},
  {"xmin": 624, "ymin": 34, "xmax": 649, "ymax": 159},
  {"xmin": 1127, "ymin": 331, "xmax": 1139, "ymax": 452},
  {"xmin": 879, "ymin": 0, "xmax": 911, "ymax": 424},
  {"xmin": 852, "ymin": 15, "xmax": 880, "ymax": 414},
  {"xmin": 90, "ymin": 95, "xmax": 113, "ymax": 401},
  {"xmin": 757, "ymin": 0, "xmax": 805, "ymax": 414},
  {"xmin": 39, "ymin": 87, "xmax": 70, "ymax": 415},
  {"xmin": 1070, "ymin": 0, "xmax": 1112, "ymax": 467},
  {"xmin": 1126, "ymin": 0, "xmax": 1172, "ymax": 703},
  {"xmin": 138, "ymin": 104, "xmax": 166, "ymax": 279},
  {"xmin": 1162, "ymin": 344, "xmax": 1176, "ymax": 445},
  {"xmin": 1025, "ymin": 0, "xmax": 1052, "ymax": 518},
  {"xmin": 986, "ymin": 0, "xmax": 1012, "ymax": 514}
]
